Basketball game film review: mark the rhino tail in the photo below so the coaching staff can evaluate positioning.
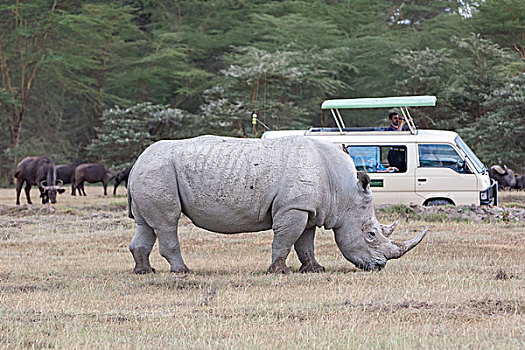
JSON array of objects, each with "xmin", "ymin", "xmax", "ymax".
[
  {"xmin": 14, "ymin": 170, "xmax": 20, "ymax": 178},
  {"xmin": 127, "ymin": 186, "xmax": 134, "ymax": 219}
]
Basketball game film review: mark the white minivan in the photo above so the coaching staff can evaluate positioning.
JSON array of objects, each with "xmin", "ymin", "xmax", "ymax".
[{"xmin": 261, "ymin": 96, "xmax": 497, "ymax": 206}]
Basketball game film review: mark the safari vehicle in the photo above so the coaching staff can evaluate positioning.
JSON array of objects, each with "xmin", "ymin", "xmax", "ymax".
[{"xmin": 261, "ymin": 96, "xmax": 498, "ymax": 206}]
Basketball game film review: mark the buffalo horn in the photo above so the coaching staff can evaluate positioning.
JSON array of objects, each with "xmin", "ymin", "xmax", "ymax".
[
  {"xmin": 56, "ymin": 179, "xmax": 64, "ymax": 187},
  {"xmin": 40, "ymin": 180, "xmax": 48, "ymax": 188},
  {"xmin": 381, "ymin": 220, "xmax": 399, "ymax": 237},
  {"xmin": 384, "ymin": 227, "xmax": 429, "ymax": 260}
]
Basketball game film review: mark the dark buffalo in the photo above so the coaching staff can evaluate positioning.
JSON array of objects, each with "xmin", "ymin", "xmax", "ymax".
[
  {"xmin": 14, "ymin": 156, "xmax": 65, "ymax": 205},
  {"xmin": 113, "ymin": 167, "xmax": 131, "ymax": 195},
  {"xmin": 56, "ymin": 164, "xmax": 83, "ymax": 196},
  {"xmin": 489, "ymin": 165, "xmax": 516, "ymax": 190},
  {"xmin": 73, "ymin": 163, "xmax": 116, "ymax": 196},
  {"xmin": 515, "ymin": 175, "xmax": 525, "ymax": 190}
]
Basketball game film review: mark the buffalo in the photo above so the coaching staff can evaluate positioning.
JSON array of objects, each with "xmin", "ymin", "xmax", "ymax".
[
  {"xmin": 56, "ymin": 164, "xmax": 83, "ymax": 196},
  {"xmin": 515, "ymin": 175, "xmax": 525, "ymax": 190},
  {"xmin": 73, "ymin": 163, "xmax": 115, "ymax": 196},
  {"xmin": 113, "ymin": 167, "xmax": 131, "ymax": 195},
  {"xmin": 14, "ymin": 156, "xmax": 65, "ymax": 205},
  {"xmin": 489, "ymin": 165, "xmax": 516, "ymax": 190}
]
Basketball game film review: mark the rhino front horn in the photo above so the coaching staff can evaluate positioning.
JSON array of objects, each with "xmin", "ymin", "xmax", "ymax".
[{"xmin": 384, "ymin": 227, "xmax": 429, "ymax": 260}]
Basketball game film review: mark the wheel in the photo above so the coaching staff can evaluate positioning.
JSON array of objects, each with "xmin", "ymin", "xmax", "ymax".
[{"xmin": 426, "ymin": 199, "xmax": 453, "ymax": 206}]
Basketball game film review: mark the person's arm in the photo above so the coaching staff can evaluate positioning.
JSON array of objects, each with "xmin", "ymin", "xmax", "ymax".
[{"xmin": 397, "ymin": 118, "xmax": 405, "ymax": 131}]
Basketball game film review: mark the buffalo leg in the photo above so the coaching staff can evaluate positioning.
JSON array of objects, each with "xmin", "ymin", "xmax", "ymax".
[
  {"xmin": 79, "ymin": 182, "xmax": 86, "ymax": 196},
  {"xmin": 39, "ymin": 187, "xmax": 48, "ymax": 204},
  {"xmin": 156, "ymin": 226, "xmax": 191, "ymax": 274},
  {"xmin": 294, "ymin": 227, "xmax": 325, "ymax": 273},
  {"xmin": 73, "ymin": 179, "xmax": 81, "ymax": 196},
  {"xmin": 15, "ymin": 180, "xmax": 25, "ymax": 205},
  {"xmin": 103, "ymin": 180, "xmax": 108, "ymax": 196},
  {"xmin": 129, "ymin": 223, "xmax": 157, "ymax": 274},
  {"xmin": 24, "ymin": 183, "xmax": 32, "ymax": 205},
  {"xmin": 268, "ymin": 209, "xmax": 309, "ymax": 274},
  {"xmin": 71, "ymin": 174, "xmax": 76, "ymax": 196},
  {"xmin": 113, "ymin": 181, "xmax": 119, "ymax": 195}
]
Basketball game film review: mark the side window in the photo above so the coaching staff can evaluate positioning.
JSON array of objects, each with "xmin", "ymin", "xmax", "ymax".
[
  {"xmin": 418, "ymin": 144, "xmax": 469, "ymax": 173},
  {"xmin": 345, "ymin": 145, "xmax": 407, "ymax": 173}
]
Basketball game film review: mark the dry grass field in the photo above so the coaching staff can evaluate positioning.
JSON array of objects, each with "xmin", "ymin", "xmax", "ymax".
[{"xmin": 1, "ymin": 186, "xmax": 524, "ymax": 349}]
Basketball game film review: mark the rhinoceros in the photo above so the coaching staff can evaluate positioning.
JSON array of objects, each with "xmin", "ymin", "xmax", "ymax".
[{"xmin": 127, "ymin": 135, "xmax": 428, "ymax": 274}]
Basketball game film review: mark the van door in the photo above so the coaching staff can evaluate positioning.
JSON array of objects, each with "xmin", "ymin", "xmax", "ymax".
[
  {"xmin": 344, "ymin": 144, "xmax": 419, "ymax": 205},
  {"xmin": 415, "ymin": 143, "xmax": 479, "ymax": 205}
]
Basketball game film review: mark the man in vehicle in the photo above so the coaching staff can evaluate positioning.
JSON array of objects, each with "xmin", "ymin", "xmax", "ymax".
[{"xmin": 386, "ymin": 112, "xmax": 408, "ymax": 131}]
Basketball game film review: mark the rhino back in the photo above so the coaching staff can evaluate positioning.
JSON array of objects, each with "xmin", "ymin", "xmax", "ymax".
[{"xmin": 130, "ymin": 136, "xmax": 353, "ymax": 233}]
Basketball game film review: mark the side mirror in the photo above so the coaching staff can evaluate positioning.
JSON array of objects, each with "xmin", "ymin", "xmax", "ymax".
[{"xmin": 461, "ymin": 159, "xmax": 473, "ymax": 174}]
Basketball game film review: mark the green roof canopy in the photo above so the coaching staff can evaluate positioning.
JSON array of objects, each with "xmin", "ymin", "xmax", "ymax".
[{"xmin": 321, "ymin": 96, "xmax": 437, "ymax": 109}]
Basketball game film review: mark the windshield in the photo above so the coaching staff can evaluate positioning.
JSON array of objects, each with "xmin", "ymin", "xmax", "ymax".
[{"xmin": 455, "ymin": 136, "xmax": 485, "ymax": 174}]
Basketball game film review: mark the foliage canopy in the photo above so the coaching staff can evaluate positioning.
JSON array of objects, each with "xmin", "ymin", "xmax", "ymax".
[{"xmin": 1, "ymin": 0, "xmax": 524, "ymax": 182}]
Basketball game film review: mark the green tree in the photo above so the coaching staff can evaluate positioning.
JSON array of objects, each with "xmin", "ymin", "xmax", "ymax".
[
  {"xmin": 86, "ymin": 102, "xmax": 200, "ymax": 169},
  {"xmin": 458, "ymin": 73, "xmax": 525, "ymax": 169},
  {"xmin": 471, "ymin": 0, "xmax": 525, "ymax": 61},
  {"xmin": 200, "ymin": 46, "xmax": 354, "ymax": 137},
  {"xmin": 0, "ymin": 1, "xmax": 59, "ymax": 153}
]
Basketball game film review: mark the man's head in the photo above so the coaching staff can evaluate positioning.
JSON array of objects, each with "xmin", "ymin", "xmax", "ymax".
[{"xmin": 389, "ymin": 112, "xmax": 403, "ymax": 126}]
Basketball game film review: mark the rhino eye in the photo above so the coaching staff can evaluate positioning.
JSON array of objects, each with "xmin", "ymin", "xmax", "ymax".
[{"xmin": 369, "ymin": 231, "xmax": 375, "ymax": 237}]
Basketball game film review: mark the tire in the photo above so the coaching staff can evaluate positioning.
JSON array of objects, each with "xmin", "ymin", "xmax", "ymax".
[{"xmin": 426, "ymin": 199, "xmax": 453, "ymax": 206}]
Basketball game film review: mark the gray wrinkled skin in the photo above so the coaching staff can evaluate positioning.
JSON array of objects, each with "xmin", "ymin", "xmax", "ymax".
[{"xmin": 128, "ymin": 135, "xmax": 427, "ymax": 274}]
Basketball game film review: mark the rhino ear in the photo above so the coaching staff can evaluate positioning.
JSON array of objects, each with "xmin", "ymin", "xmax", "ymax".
[{"xmin": 357, "ymin": 171, "xmax": 370, "ymax": 191}]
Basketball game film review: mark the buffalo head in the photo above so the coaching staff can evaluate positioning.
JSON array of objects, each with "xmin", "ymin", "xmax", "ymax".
[{"xmin": 40, "ymin": 180, "xmax": 65, "ymax": 204}]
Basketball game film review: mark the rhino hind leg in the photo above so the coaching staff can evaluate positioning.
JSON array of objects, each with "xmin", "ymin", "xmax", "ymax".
[
  {"xmin": 156, "ymin": 226, "xmax": 192, "ymax": 274},
  {"xmin": 294, "ymin": 227, "xmax": 326, "ymax": 273},
  {"xmin": 268, "ymin": 209, "xmax": 309, "ymax": 274},
  {"xmin": 129, "ymin": 222, "xmax": 157, "ymax": 274}
]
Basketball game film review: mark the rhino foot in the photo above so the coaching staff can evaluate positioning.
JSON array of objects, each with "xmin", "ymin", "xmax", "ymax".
[
  {"xmin": 131, "ymin": 247, "xmax": 155, "ymax": 274},
  {"xmin": 171, "ymin": 266, "xmax": 192, "ymax": 274},
  {"xmin": 268, "ymin": 257, "xmax": 292, "ymax": 275},
  {"xmin": 134, "ymin": 266, "xmax": 156, "ymax": 274},
  {"xmin": 299, "ymin": 262, "xmax": 326, "ymax": 273}
]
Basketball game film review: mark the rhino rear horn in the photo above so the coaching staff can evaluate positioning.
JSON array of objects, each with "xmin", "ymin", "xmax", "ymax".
[
  {"xmin": 381, "ymin": 220, "xmax": 399, "ymax": 237},
  {"xmin": 384, "ymin": 227, "xmax": 429, "ymax": 260}
]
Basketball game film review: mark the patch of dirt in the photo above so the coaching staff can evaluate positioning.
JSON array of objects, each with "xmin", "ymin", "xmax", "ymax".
[
  {"xmin": 343, "ymin": 299, "xmax": 524, "ymax": 316},
  {"xmin": 495, "ymin": 268, "xmax": 519, "ymax": 280},
  {"xmin": 0, "ymin": 204, "xmax": 60, "ymax": 217},
  {"xmin": 0, "ymin": 285, "xmax": 45, "ymax": 293},
  {"xmin": 0, "ymin": 203, "xmax": 127, "ymax": 218},
  {"xmin": 377, "ymin": 204, "xmax": 525, "ymax": 223}
]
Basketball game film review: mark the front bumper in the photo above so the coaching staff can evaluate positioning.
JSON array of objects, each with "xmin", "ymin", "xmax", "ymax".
[{"xmin": 480, "ymin": 179, "xmax": 498, "ymax": 206}]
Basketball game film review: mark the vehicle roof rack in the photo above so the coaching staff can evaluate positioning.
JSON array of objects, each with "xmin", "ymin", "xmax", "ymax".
[
  {"xmin": 307, "ymin": 127, "xmax": 387, "ymax": 134},
  {"xmin": 320, "ymin": 95, "xmax": 436, "ymax": 135}
]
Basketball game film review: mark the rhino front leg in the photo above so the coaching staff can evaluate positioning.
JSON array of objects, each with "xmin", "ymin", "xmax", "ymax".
[
  {"xmin": 130, "ymin": 223, "xmax": 156, "ymax": 274},
  {"xmin": 294, "ymin": 227, "xmax": 326, "ymax": 273},
  {"xmin": 268, "ymin": 209, "xmax": 309, "ymax": 274},
  {"xmin": 156, "ymin": 227, "xmax": 192, "ymax": 274}
]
